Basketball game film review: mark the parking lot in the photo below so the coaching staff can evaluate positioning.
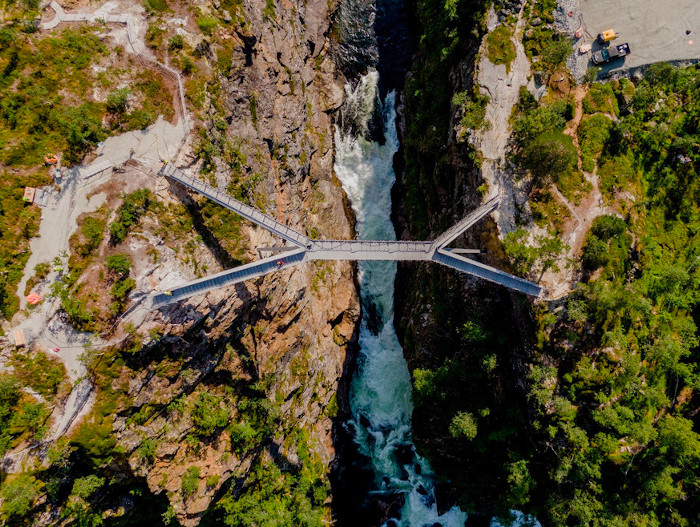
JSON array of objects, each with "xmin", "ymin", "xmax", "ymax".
[{"xmin": 578, "ymin": 0, "xmax": 700, "ymax": 72}]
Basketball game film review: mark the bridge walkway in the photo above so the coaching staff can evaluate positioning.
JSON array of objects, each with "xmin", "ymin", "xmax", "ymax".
[
  {"xmin": 432, "ymin": 249, "xmax": 543, "ymax": 297},
  {"xmin": 162, "ymin": 164, "xmax": 310, "ymax": 248},
  {"xmin": 430, "ymin": 197, "xmax": 499, "ymax": 253},
  {"xmin": 308, "ymin": 240, "xmax": 433, "ymax": 260},
  {"xmin": 151, "ymin": 249, "xmax": 307, "ymax": 309}
]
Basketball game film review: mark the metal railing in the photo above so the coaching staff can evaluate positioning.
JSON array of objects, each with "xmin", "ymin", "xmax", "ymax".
[{"xmin": 162, "ymin": 164, "xmax": 310, "ymax": 247}]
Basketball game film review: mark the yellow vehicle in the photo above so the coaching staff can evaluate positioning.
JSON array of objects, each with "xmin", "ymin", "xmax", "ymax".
[{"xmin": 597, "ymin": 29, "xmax": 617, "ymax": 43}]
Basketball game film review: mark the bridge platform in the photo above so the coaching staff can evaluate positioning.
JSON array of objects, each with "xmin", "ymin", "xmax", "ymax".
[{"xmin": 150, "ymin": 165, "xmax": 543, "ymax": 308}]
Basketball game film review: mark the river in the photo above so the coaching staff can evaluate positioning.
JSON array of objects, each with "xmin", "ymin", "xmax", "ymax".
[{"xmin": 334, "ymin": 71, "xmax": 467, "ymax": 527}]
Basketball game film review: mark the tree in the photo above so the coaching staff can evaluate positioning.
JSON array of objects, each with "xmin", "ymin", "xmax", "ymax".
[
  {"xmin": 0, "ymin": 475, "xmax": 39, "ymax": 520},
  {"xmin": 449, "ymin": 411, "xmax": 477, "ymax": 439},
  {"xmin": 522, "ymin": 132, "xmax": 577, "ymax": 187},
  {"xmin": 181, "ymin": 466, "xmax": 200, "ymax": 498},
  {"xmin": 106, "ymin": 88, "xmax": 129, "ymax": 115}
]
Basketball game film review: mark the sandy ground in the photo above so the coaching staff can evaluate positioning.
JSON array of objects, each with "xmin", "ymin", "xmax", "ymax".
[{"xmin": 559, "ymin": 0, "xmax": 700, "ymax": 79}]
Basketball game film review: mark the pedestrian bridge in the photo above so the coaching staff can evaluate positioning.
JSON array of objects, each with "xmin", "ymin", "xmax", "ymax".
[{"xmin": 151, "ymin": 164, "xmax": 542, "ymax": 309}]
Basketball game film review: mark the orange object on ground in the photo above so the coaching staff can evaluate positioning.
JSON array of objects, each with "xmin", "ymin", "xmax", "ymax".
[
  {"xmin": 45, "ymin": 155, "xmax": 58, "ymax": 164},
  {"xmin": 23, "ymin": 187, "xmax": 36, "ymax": 203},
  {"xmin": 26, "ymin": 293, "xmax": 42, "ymax": 305}
]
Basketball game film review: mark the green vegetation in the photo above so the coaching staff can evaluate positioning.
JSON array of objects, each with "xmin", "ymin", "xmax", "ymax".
[
  {"xmin": 583, "ymin": 81, "xmax": 619, "ymax": 116},
  {"xmin": 452, "ymin": 90, "xmax": 489, "ymax": 141},
  {"xmin": 0, "ymin": 474, "xmax": 40, "ymax": 521},
  {"xmin": 486, "ymin": 25, "xmax": 516, "ymax": 72},
  {"xmin": 409, "ymin": 63, "xmax": 700, "ymax": 525},
  {"xmin": 0, "ymin": 170, "xmax": 47, "ymax": 319},
  {"xmin": 401, "ymin": 0, "xmax": 488, "ymax": 236},
  {"xmin": 196, "ymin": 16, "xmax": 218, "ymax": 36},
  {"xmin": 110, "ymin": 189, "xmax": 153, "ymax": 245},
  {"xmin": 0, "ymin": 375, "xmax": 50, "ymax": 455},
  {"xmin": 577, "ymin": 114, "xmax": 613, "ymax": 172},
  {"xmin": 181, "ymin": 466, "xmax": 200, "ymax": 498},
  {"xmin": 10, "ymin": 350, "xmax": 69, "ymax": 399}
]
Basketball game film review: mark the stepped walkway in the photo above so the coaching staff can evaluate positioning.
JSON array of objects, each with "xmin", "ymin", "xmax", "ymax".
[{"xmin": 152, "ymin": 165, "xmax": 543, "ymax": 308}]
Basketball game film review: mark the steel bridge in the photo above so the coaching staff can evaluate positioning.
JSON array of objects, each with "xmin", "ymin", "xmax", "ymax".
[{"xmin": 151, "ymin": 164, "xmax": 542, "ymax": 309}]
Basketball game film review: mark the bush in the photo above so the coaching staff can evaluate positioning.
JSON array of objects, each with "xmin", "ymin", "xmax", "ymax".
[
  {"xmin": 106, "ymin": 88, "xmax": 129, "ymax": 114},
  {"xmin": 196, "ymin": 17, "xmax": 218, "ymax": 36},
  {"xmin": 540, "ymin": 36, "xmax": 572, "ymax": 71},
  {"xmin": 109, "ymin": 189, "xmax": 151, "ymax": 244},
  {"xmin": 111, "ymin": 277, "xmax": 135, "ymax": 301},
  {"xmin": 143, "ymin": 0, "xmax": 169, "ymax": 15},
  {"xmin": 191, "ymin": 392, "xmax": 230, "ymax": 436},
  {"xmin": 582, "ymin": 215, "xmax": 629, "ymax": 273},
  {"xmin": 486, "ymin": 25, "xmax": 516, "ymax": 72},
  {"xmin": 104, "ymin": 254, "xmax": 132, "ymax": 277},
  {"xmin": 0, "ymin": 475, "xmax": 39, "ymax": 520},
  {"xmin": 513, "ymin": 101, "xmax": 569, "ymax": 145},
  {"xmin": 167, "ymin": 34, "xmax": 184, "ymax": 51},
  {"xmin": 71, "ymin": 475, "xmax": 105, "ymax": 499},
  {"xmin": 181, "ymin": 467, "xmax": 200, "ymax": 498},
  {"xmin": 453, "ymin": 90, "xmax": 490, "ymax": 140},
  {"xmin": 578, "ymin": 114, "xmax": 613, "ymax": 172}
]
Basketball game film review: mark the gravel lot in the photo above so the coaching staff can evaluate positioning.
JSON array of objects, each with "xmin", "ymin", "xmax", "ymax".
[{"xmin": 557, "ymin": 0, "xmax": 700, "ymax": 79}]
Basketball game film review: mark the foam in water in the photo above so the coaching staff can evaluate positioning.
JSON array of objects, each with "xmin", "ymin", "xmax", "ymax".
[{"xmin": 334, "ymin": 70, "xmax": 467, "ymax": 527}]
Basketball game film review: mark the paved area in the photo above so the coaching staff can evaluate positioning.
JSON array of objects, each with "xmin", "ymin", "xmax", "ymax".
[{"xmin": 561, "ymin": 0, "xmax": 700, "ymax": 77}]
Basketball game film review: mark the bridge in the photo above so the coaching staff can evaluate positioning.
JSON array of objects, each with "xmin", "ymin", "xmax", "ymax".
[{"xmin": 152, "ymin": 164, "xmax": 543, "ymax": 309}]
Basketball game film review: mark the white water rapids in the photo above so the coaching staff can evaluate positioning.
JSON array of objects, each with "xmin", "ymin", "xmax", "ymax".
[{"xmin": 334, "ymin": 71, "xmax": 467, "ymax": 527}]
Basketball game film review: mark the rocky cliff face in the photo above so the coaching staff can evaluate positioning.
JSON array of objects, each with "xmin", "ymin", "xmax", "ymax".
[
  {"xmin": 391, "ymin": 0, "xmax": 537, "ymax": 515},
  {"xmin": 128, "ymin": 1, "xmax": 359, "ymax": 523},
  {"xmin": 50, "ymin": 1, "xmax": 360, "ymax": 525}
]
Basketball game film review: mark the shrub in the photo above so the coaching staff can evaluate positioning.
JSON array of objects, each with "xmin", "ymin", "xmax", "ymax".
[
  {"xmin": 191, "ymin": 392, "xmax": 230, "ymax": 436},
  {"xmin": 143, "ymin": 0, "xmax": 169, "ymax": 15},
  {"xmin": 578, "ymin": 114, "xmax": 613, "ymax": 172},
  {"xmin": 71, "ymin": 475, "xmax": 105, "ymax": 499},
  {"xmin": 453, "ymin": 90, "xmax": 490, "ymax": 140},
  {"xmin": 109, "ymin": 189, "xmax": 151, "ymax": 244},
  {"xmin": 486, "ymin": 25, "xmax": 516, "ymax": 72},
  {"xmin": 522, "ymin": 131, "xmax": 577, "ymax": 187},
  {"xmin": 0, "ymin": 475, "xmax": 39, "ymax": 520},
  {"xmin": 111, "ymin": 277, "xmax": 135, "ymax": 301},
  {"xmin": 181, "ymin": 467, "xmax": 200, "ymax": 498},
  {"xmin": 540, "ymin": 36, "xmax": 572, "ymax": 71},
  {"xmin": 168, "ymin": 34, "xmax": 184, "ymax": 51},
  {"xmin": 104, "ymin": 254, "xmax": 132, "ymax": 277},
  {"xmin": 196, "ymin": 17, "xmax": 218, "ymax": 36},
  {"xmin": 106, "ymin": 88, "xmax": 130, "ymax": 114}
]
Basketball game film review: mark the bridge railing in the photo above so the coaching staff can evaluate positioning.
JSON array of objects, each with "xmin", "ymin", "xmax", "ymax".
[{"xmin": 162, "ymin": 164, "xmax": 310, "ymax": 247}]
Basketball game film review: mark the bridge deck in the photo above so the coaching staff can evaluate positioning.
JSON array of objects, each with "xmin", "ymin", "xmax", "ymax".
[
  {"xmin": 162, "ymin": 164, "xmax": 310, "ymax": 247},
  {"xmin": 432, "ymin": 249, "xmax": 543, "ymax": 297},
  {"xmin": 308, "ymin": 240, "xmax": 433, "ymax": 260},
  {"xmin": 152, "ymin": 249, "xmax": 307, "ymax": 308},
  {"xmin": 430, "ymin": 197, "xmax": 499, "ymax": 253},
  {"xmin": 150, "ymin": 167, "xmax": 543, "ymax": 307}
]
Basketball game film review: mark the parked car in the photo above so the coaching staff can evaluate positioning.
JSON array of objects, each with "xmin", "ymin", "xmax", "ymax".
[{"xmin": 592, "ymin": 43, "xmax": 631, "ymax": 65}]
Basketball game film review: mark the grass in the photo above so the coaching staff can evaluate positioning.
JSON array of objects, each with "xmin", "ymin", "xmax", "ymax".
[
  {"xmin": 583, "ymin": 82, "xmax": 619, "ymax": 116},
  {"xmin": 577, "ymin": 114, "xmax": 613, "ymax": 172},
  {"xmin": 10, "ymin": 350, "xmax": 70, "ymax": 399},
  {"xmin": 486, "ymin": 25, "xmax": 516, "ymax": 73}
]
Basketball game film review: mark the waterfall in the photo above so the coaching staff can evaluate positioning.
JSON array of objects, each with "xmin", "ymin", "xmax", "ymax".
[{"xmin": 334, "ymin": 70, "xmax": 467, "ymax": 527}]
